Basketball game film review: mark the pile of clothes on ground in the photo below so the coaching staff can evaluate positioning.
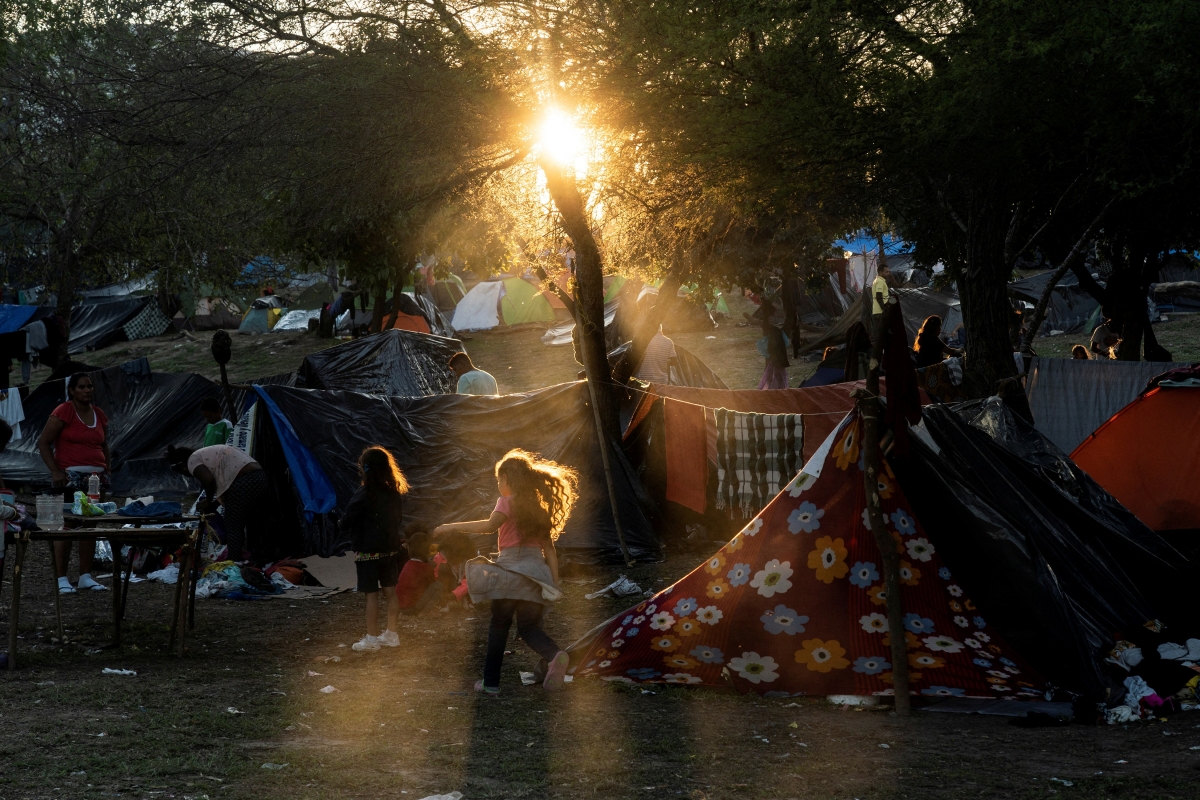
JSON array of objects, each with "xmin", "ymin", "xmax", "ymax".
[
  {"xmin": 193, "ymin": 560, "xmax": 295, "ymax": 600},
  {"xmin": 1102, "ymin": 632, "xmax": 1200, "ymax": 723}
]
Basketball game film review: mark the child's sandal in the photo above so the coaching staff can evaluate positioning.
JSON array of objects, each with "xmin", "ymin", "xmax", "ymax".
[{"xmin": 474, "ymin": 679, "xmax": 500, "ymax": 696}]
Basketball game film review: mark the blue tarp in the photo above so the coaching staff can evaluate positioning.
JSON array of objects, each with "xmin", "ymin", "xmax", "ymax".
[
  {"xmin": 251, "ymin": 386, "xmax": 337, "ymax": 520},
  {"xmin": 833, "ymin": 230, "xmax": 913, "ymax": 256},
  {"xmin": 800, "ymin": 366, "xmax": 846, "ymax": 388},
  {"xmin": 0, "ymin": 305, "xmax": 38, "ymax": 334}
]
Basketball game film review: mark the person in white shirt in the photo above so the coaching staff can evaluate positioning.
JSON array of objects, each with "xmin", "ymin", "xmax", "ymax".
[
  {"xmin": 637, "ymin": 327, "xmax": 677, "ymax": 385},
  {"xmin": 449, "ymin": 353, "xmax": 499, "ymax": 396}
]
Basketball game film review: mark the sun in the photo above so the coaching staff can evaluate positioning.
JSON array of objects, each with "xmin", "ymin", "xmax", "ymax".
[{"xmin": 538, "ymin": 108, "xmax": 587, "ymax": 167}]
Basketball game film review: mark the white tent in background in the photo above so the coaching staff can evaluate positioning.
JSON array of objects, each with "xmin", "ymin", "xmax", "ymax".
[{"xmin": 451, "ymin": 281, "xmax": 504, "ymax": 331}]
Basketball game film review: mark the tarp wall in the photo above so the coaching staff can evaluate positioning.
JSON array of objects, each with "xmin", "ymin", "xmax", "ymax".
[
  {"xmin": 0, "ymin": 359, "xmax": 224, "ymax": 496},
  {"xmin": 296, "ymin": 329, "xmax": 463, "ymax": 396},
  {"xmin": 68, "ymin": 297, "xmax": 148, "ymax": 353},
  {"xmin": 1026, "ymin": 356, "xmax": 1192, "ymax": 452},
  {"xmin": 258, "ymin": 382, "xmax": 662, "ymax": 563}
]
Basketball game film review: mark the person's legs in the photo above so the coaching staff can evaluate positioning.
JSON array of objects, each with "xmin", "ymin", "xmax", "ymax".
[
  {"xmin": 365, "ymin": 591, "xmax": 381, "ymax": 636},
  {"xmin": 513, "ymin": 601, "xmax": 561, "ymax": 662},
  {"xmin": 483, "ymin": 599, "xmax": 517, "ymax": 689},
  {"xmin": 220, "ymin": 471, "xmax": 266, "ymax": 561},
  {"xmin": 382, "ymin": 586, "xmax": 399, "ymax": 634},
  {"xmin": 53, "ymin": 541, "xmax": 71, "ymax": 579}
]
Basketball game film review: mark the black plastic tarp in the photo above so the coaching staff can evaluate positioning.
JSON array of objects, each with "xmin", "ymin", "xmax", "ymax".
[
  {"xmin": 1009, "ymin": 272, "xmax": 1099, "ymax": 335},
  {"xmin": 397, "ymin": 292, "xmax": 455, "ymax": 338},
  {"xmin": 892, "ymin": 399, "xmax": 1194, "ymax": 694},
  {"xmin": 296, "ymin": 329, "xmax": 464, "ymax": 396},
  {"xmin": 0, "ymin": 358, "xmax": 227, "ymax": 496},
  {"xmin": 255, "ymin": 381, "xmax": 662, "ymax": 563},
  {"xmin": 68, "ymin": 297, "xmax": 149, "ymax": 353},
  {"xmin": 671, "ymin": 344, "xmax": 729, "ymax": 390}
]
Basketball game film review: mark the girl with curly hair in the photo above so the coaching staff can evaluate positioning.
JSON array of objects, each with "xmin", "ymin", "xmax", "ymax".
[{"xmin": 435, "ymin": 449, "xmax": 578, "ymax": 695}]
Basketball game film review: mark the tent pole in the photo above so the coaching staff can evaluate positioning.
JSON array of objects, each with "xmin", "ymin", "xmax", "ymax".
[
  {"xmin": 575, "ymin": 301, "xmax": 634, "ymax": 567},
  {"xmin": 858, "ymin": 288, "xmax": 911, "ymax": 716}
]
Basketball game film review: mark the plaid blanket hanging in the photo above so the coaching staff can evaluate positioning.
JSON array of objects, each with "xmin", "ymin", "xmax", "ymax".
[{"xmin": 715, "ymin": 409, "xmax": 804, "ymax": 517}]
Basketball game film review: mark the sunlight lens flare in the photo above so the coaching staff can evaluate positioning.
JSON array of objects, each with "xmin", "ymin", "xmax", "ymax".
[{"xmin": 539, "ymin": 108, "xmax": 586, "ymax": 166}]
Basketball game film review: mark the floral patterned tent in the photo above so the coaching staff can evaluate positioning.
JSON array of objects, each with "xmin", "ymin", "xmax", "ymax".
[{"xmin": 572, "ymin": 411, "xmax": 1046, "ymax": 699}]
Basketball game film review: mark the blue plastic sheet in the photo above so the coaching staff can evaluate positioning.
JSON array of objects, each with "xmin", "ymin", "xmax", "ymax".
[
  {"xmin": 252, "ymin": 386, "xmax": 337, "ymax": 520},
  {"xmin": 0, "ymin": 305, "xmax": 37, "ymax": 334}
]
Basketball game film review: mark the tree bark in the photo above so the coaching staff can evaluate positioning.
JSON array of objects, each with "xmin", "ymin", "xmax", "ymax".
[
  {"xmin": 52, "ymin": 244, "xmax": 77, "ymax": 364},
  {"xmin": 857, "ymin": 292, "xmax": 910, "ymax": 715},
  {"xmin": 369, "ymin": 278, "xmax": 388, "ymax": 333},
  {"xmin": 960, "ymin": 208, "xmax": 1031, "ymax": 420},
  {"xmin": 540, "ymin": 157, "xmax": 619, "ymax": 438}
]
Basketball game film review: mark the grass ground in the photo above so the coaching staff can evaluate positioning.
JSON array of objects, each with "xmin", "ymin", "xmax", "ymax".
[
  {"xmin": 2, "ymin": 552, "xmax": 1199, "ymax": 800},
  {"xmin": 33, "ymin": 290, "xmax": 816, "ymax": 392},
  {"xmin": 1032, "ymin": 312, "xmax": 1200, "ymax": 362}
]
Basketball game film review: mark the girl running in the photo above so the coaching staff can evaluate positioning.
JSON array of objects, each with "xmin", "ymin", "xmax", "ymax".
[{"xmin": 434, "ymin": 449, "xmax": 578, "ymax": 695}]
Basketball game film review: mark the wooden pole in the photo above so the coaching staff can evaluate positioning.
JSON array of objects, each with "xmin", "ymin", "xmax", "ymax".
[
  {"xmin": 574, "ymin": 297, "xmax": 634, "ymax": 566},
  {"xmin": 856, "ymin": 291, "xmax": 911, "ymax": 715}
]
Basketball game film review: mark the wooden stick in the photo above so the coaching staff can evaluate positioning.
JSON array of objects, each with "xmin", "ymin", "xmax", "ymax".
[
  {"xmin": 858, "ymin": 293, "xmax": 911, "ymax": 715},
  {"xmin": 8, "ymin": 536, "xmax": 27, "ymax": 670},
  {"xmin": 574, "ymin": 297, "xmax": 634, "ymax": 566}
]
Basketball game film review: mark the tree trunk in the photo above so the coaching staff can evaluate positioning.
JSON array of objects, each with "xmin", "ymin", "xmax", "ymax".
[
  {"xmin": 52, "ymin": 247, "xmax": 77, "ymax": 364},
  {"xmin": 540, "ymin": 157, "xmax": 619, "ymax": 438},
  {"xmin": 369, "ymin": 279, "xmax": 387, "ymax": 333},
  {"xmin": 960, "ymin": 210, "xmax": 1031, "ymax": 420}
]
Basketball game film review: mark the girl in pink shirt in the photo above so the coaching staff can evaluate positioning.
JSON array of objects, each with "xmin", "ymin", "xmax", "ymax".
[{"xmin": 435, "ymin": 449, "xmax": 578, "ymax": 695}]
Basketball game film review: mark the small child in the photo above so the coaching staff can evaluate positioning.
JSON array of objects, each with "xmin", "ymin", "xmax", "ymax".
[
  {"xmin": 395, "ymin": 527, "xmax": 444, "ymax": 614},
  {"xmin": 434, "ymin": 448, "xmax": 578, "ymax": 695},
  {"xmin": 199, "ymin": 397, "xmax": 234, "ymax": 447},
  {"xmin": 343, "ymin": 446, "xmax": 408, "ymax": 652},
  {"xmin": 432, "ymin": 532, "xmax": 474, "ymax": 610}
]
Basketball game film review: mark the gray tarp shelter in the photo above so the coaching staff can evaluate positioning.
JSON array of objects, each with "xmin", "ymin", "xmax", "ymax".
[{"xmin": 1026, "ymin": 356, "xmax": 1192, "ymax": 453}]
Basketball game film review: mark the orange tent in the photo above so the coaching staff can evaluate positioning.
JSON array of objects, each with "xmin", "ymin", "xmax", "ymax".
[
  {"xmin": 1071, "ymin": 386, "xmax": 1200, "ymax": 531},
  {"xmin": 387, "ymin": 312, "xmax": 431, "ymax": 334}
]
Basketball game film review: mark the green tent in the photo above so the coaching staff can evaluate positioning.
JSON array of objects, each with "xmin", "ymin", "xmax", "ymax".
[
  {"xmin": 604, "ymin": 275, "xmax": 627, "ymax": 303},
  {"xmin": 500, "ymin": 278, "xmax": 557, "ymax": 325}
]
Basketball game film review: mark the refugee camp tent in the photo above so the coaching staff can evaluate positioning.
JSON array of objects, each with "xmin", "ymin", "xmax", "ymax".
[
  {"xmin": 272, "ymin": 309, "xmax": 321, "ymax": 331},
  {"xmin": 572, "ymin": 408, "xmax": 1048, "ymax": 698},
  {"xmin": 500, "ymin": 278, "xmax": 556, "ymax": 325},
  {"xmin": 1008, "ymin": 272, "xmax": 1099, "ymax": 335},
  {"xmin": 451, "ymin": 281, "xmax": 504, "ymax": 330},
  {"xmin": 121, "ymin": 302, "xmax": 171, "ymax": 341},
  {"xmin": 575, "ymin": 396, "xmax": 1196, "ymax": 701},
  {"xmin": 296, "ymin": 329, "xmax": 464, "ymax": 396},
  {"xmin": 250, "ymin": 381, "xmax": 661, "ymax": 563},
  {"xmin": 1025, "ymin": 356, "xmax": 1192, "ymax": 453},
  {"xmin": 1071, "ymin": 367, "xmax": 1200, "ymax": 531},
  {"xmin": 450, "ymin": 277, "xmax": 557, "ymax": 331},
  {"xmin": 238, "ymin": 296, "xmax": 284, "ymax": 334},
  {"xmin": 68, "ymin": 297, "xmax": 151, "ymax": 353},
  {"xmin": 431, "ymin": 274, "xmax": 467, "ymax": 312},
  {"xmin": 894, "ymin": 399, "xmax": 1196, "ymax": 697},
  {"xmin": 192, "ymin": 297, "xmax": 243, "ymax": 330},
  {"xmin": 0, "ymin": 358, "xmax": 227, "ymax": 496},
  {"xmin": 390, "ymin": 292, "xmax": 454, "ymax": 337}
]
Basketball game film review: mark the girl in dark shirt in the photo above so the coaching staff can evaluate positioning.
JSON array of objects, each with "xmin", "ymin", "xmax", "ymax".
[{"xmin": 343, "ymin": 446, "xmax": 408, "ymax": 652}]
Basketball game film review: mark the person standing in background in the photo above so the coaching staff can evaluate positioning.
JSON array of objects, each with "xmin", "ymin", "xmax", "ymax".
[
  {"xmin": 199, "ymin": 397, "xmax": 234, "ymax": 446},
  {"xmin": 37, "ymin": 373, "xmax": 110, "ymax": 593}
]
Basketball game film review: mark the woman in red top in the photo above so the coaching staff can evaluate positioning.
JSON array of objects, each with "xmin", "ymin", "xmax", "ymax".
[{"xmin": 37, "ymin": 373, "xmax": 111, "ymax": 594}]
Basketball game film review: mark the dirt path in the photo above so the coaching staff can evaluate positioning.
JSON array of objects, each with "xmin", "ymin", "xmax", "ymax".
[{"xmin": 2, "ymin": 553, "xmax": 1198, "ymax": 799}]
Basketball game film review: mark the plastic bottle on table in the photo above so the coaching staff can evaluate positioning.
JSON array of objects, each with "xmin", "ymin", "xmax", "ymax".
[{"xmin": 87, "ymin": 473, "xmax": 101, "ymax": 503}]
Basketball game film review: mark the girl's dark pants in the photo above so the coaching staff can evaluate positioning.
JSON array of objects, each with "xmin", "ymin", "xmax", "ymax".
[{"xmin": 484, "ymin": 599, "xmax": 561, "ymax": 688}]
